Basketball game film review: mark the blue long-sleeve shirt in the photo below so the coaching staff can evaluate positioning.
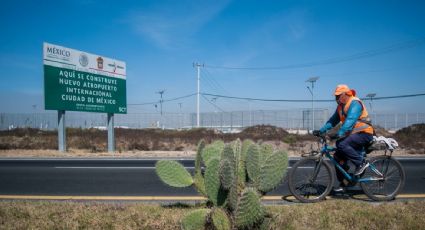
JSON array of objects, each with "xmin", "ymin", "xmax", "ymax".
[{"xmin": 320, "ymin": 100, "xmax": 363, "ymax": 138}]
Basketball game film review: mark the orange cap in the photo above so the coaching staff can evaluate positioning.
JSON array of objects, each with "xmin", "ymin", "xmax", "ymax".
[{"xmin": 334, "ymin": 84, "xmax": 350, "ymax": 96}]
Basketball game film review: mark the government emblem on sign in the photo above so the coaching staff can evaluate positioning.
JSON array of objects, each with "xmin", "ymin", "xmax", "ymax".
[
  {"xmin": 79, "ymin": 53, "xmax": 89, "ymax": 67},
  {"xmin": 97, "ymin": 56, "xmax": 104, "ymax": 69}
]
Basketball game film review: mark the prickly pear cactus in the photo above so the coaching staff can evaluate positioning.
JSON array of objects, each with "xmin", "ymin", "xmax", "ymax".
[{"xmin": 155, "ymin": 138, "xmax": 289, "ymax": 230}]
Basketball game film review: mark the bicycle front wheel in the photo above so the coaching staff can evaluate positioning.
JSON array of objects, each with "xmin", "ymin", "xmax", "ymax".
[
  {"xmin": 288, "ymin": 157, "xmax": 334, "ymax": 203},
  {"xmin": 360, "ymin": 156, "xmax": 405, "ymax": 201}
]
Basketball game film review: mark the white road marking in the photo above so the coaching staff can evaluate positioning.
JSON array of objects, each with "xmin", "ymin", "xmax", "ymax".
[{"xmin": 54, "ymin": 166, "xmax": 195, "ymax": 169}]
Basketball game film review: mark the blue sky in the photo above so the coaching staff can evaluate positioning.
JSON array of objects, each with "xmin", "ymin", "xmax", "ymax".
[{"xmin": 1, "ymin": 0, "xmax": 425, "ymax": 114}]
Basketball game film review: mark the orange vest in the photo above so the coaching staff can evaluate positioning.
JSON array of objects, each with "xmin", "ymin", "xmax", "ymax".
[{"xmin": 337, "ymin": 96, "xmax": 374, "ymax": 135}]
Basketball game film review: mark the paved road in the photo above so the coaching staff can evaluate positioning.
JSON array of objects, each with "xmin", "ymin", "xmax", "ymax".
[{"xmin": 0, "ymin": 158, "xmax": 424, "ymax": 197}]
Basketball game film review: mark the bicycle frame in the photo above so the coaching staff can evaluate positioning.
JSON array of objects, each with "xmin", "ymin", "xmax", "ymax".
[{"xmin": 318, "ymin": 138, "xmax": 384, "ymax": 184}]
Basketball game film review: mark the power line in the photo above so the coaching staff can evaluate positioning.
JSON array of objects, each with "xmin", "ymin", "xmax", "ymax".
[
  {"xmin": 205, "ymin": 37, "xmax": 425, "ymax": 70},
  {"xmin": 202, "ymin": 92, "xmax": 425, "ymax": 102},
  {"xmin": 202, "ymin": 93, "xmax": 332, "ymax": 102},
  {"xmin": 129, "ymin": 92, "xmax": 425, "ymax": 106},
  {"xmin": 200, "ymin": 73, "xmax": 220, "ymax": 94},
  {"xmin": 201, "ymin": 94, "xmax": 225, "ymax": 112},
  {"xmin": 364, "ymin": 93, "xmax": 425, "ymax": 101},
  {"xmin": 163, "ymin": 93, "xmax": 197, "ymax": 103},
  {"xmin": 128, "ymin": 93, "xmax": 196, "ymax": 106},
  {"xmin": 202, "ymin": 68, "xmax": 231, "ymax": 94}
]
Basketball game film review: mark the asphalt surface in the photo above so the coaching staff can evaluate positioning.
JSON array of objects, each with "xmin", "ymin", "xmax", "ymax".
[{"xmin": 0, "ymin": 157, "xmax": 424, "ymax": 197}]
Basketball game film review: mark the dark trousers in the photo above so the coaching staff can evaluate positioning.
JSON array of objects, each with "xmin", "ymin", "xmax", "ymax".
[{"xmin": 334, "ymin": 132, "xmax": 373, "ymax": 182}]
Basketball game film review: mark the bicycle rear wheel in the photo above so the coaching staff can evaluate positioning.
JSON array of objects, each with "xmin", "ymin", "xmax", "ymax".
[
  {"xmin": 360, "ymin": 156, "xmax": 405, "ymax": 201},
  {"xmin": 288, "ymin": 157, "xmax": 334, "ymax": 203}
]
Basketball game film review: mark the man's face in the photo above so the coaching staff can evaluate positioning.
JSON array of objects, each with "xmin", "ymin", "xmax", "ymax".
[{"xmin": 336, "ymin": 93, "xmax": 349, "ymax": 105}]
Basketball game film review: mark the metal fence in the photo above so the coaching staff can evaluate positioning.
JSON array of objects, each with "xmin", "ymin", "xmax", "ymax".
[{"xmin": 1, "ymin": 109, "xmax": 424, "ymax": 132}]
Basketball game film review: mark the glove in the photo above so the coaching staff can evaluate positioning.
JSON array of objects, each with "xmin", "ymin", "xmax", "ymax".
[{"xmin": 312, "ymin": 130, "xmax": 321, "ymax": 137}]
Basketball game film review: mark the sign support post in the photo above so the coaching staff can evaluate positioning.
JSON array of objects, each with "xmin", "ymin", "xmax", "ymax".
[
  {"xmin": 107, "ymin": 113, "xmax": 115, "ymax": 153},
  {"xmin": 58, "ymin": 110, "xmax": 66, "ymax": 152}
]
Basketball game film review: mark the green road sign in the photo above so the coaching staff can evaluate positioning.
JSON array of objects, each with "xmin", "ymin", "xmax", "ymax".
[{"xmin": 43, "ymin": 43, "xmax": 127, "ymax": 114}]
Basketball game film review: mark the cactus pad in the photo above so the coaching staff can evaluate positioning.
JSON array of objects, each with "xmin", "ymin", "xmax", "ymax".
[
  {"xmin": 212, "ymin": 208, "xmax": 231, "ymax": 230},
  {"xmin": 235, "ymin": 187, "xmax": 264, "ymax": 228},
  {"xmin": 181, "ymin": 208, "xmax": 209, "ymax": 230},
  {"xmin": 195, "ymin": 139, "xmax": 206, "ymax": 174},
  {"xmin": 220, "ymin": 159, "xmax": 235, "ymax": 190},
  {"xmin": 259, "ymin": 143, "xmax": 273, "ymax": 166},
  {"xmin": 194, "ymin": 170, "xmax": 207, "ymax": 196},
  {"xmin": 259, "ymin": 150, "xmax": 289, "ymax": 193},
  {"xmin": 205, "ymin": 158, "xmax": 226, "ymax": 206},
  {"xmin": 202, "ymin": 140, "xmax": 224, "ymax": 165},
  {"xmin": 246, "ymin": 144, "xmax": 260, "ymax": 184},
  {"xmin": 155, "ymin": 160, "xmax": 193, "ymax": 187}
]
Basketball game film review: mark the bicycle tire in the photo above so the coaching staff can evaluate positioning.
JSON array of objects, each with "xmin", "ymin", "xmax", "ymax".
[
  {"xmin": 360, "ymin": 156, "xmax": 405, "ymax": 201},
  {"xmin": 288, "ymin": 157, "xmax": 335, "ymax": 203}
]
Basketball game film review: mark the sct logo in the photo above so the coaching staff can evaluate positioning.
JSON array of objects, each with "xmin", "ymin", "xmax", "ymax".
[
  {"xmin": 46, "ymin": 46, "xmax": 71, "ymax": 57},
  {"xmin": 119, "ymin": 107, "xmax": 127, "ymax": 113}
]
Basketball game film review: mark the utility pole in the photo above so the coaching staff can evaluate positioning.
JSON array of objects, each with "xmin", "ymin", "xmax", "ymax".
[
  {"xmin": 156, "ymin": 90, "xmax": 165, "ymax": 115},
  {"xmin": 248, "ymin": 99, "xmax": 252, "ymax": 127},
  {"xmin": 211, "ymin": 97, "xmax": 218, "ymax": 113},
  {"xmin": 156, "ymin": 90, "xmax": 165, "ymax": 129},
  {"xmin": 178, "ymin": 103, "xmax": 183, "ymax": 129},
  {"xmin": 194, "ymin": 62, "xmax": 204, "ymax": 127},
  {"xmin": 306, "ymin": 77, "xmax": 319, "ymax": 132}
]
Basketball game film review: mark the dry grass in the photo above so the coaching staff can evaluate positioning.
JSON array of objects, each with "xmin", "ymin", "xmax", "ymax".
[
  {"xmin": 0, "ymin": 200, "xmax": 424, "ymax": 229},
  {"xmin": 0, "ymin": 149, "xmax": 197, "ymax": 158},
  {"xmin": 0, "ymin": 201, "xmax": 187, "ymax": 229},
  {"xmin": 0, "ymin": 125, "xmax": 424, "ymax": 155},
  {"xmin": 0, "ymin": 125, "xmax": 292, "ymax": 151},
  {"xmin": 269, "ymin": 200, "xmax": 425, "ymax": 230}
]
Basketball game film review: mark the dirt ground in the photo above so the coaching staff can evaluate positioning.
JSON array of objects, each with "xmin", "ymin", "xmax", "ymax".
[
  {"xmin": 1, "ymin": 124, "xmax": 423, "ymax": 158},
  {"xmin": 0, "ymin": 142, "xmax": 420, "ymax": 158}
]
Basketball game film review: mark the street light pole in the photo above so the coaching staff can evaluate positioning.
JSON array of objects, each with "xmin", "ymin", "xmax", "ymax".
[
  {"xmin": 366, "ymin": 93, "xmax": 377, "ymax": 123},
  {"xmin": 306, "ymin": 77, "xmax": 319, "ymax": 132},
  {"xmin": 366, "ymin": 93, "xmax": 376, "ymax": 113},
  {"xmin": 194, "ymin": 62, "xmax": 204, "ymax": 128}
]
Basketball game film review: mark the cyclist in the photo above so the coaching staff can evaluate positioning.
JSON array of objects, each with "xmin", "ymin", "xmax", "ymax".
[{"xmin": 314, "ymin": 84, "xmax": 374, "ymax": 192}]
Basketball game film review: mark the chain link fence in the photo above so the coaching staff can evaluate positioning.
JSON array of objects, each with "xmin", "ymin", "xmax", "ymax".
[{"xmin": 1, "ymin": 110, "xmax": 424, "ymax": 132}]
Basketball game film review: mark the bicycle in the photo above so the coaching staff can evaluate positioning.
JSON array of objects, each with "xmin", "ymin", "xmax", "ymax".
[{"xmin": 288, "ymin": 133, "xmax": 405, "ymax": 202}]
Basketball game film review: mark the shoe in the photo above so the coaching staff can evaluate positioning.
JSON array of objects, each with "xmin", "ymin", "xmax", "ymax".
[
  {"xmin": 332, "ymin": 182, "xmax": 346, "ymax": 193},
  {"xmin": 354, "ymin": 161, "xmax": 370, "ymax": 176},
  {"xmin": 333, "ymin": 186, "xmax": 345, "ymax": 193}
]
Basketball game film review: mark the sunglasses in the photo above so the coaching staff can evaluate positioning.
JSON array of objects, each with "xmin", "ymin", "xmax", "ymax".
[{"xmin": 335, "ymin": 95, "xmax": 341, "ymax": 101}]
